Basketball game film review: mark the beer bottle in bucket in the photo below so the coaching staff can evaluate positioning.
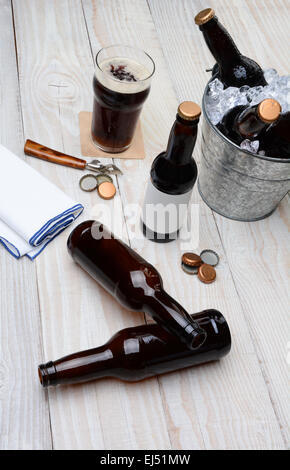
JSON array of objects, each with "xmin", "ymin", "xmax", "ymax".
[
  {"xmin": 195, "ymin": 8, "xmax": 267, "ymax": 88},
  {"xmin": 142, "ymin": 102, "xmax": 201, "ymax": 242},
  {"xmin": 217, "ymin": 98, "xmax": 281, "ymax": 145},
  {"xmin": 259, "ymin": 111, "xmax": 290, "ymax": 158}
]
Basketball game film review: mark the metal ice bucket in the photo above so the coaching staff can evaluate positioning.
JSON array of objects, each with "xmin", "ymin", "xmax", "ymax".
[{"xmin": 198, "ymin": 82, "xmax": 290, "ymax": 221}]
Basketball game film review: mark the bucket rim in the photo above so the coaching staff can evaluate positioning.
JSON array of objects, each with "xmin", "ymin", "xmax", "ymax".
[{"xmin": 202, "ymin": 80, "xmax": 290, "ymax": 164}]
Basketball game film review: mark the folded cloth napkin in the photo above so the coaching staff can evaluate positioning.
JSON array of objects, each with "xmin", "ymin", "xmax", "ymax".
[{"xmin": 0, "ymin": 144, "xmax": 83, "ymax": 259}]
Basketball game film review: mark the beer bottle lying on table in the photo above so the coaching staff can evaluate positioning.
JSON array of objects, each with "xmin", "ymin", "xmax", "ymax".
[
  {"xmin": 67, "ymin": 221, "xmax": 207, "ymax": 350},
  {"xmin": 217, "ymin": 98, "xmax": 281, "ymax": 145},
  {"xmin": 142, "ymin": 102, "xmax": 201, "ymax": 242},
  {"xmin": 259, "ymin": 111, "xmax": 290, "ymax": 159},
  {"xmin": 195, "ymin": 8, "xmax": 267, "ymax": 88},
  {"xmin": 38, "ymin": 309, "xmax": 231, "ymax": 387}
]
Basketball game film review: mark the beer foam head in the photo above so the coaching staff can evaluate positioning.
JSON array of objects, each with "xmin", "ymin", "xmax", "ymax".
[{"xmin": 96, "ymin": 57, "xmax": 152, "ymax": 94}]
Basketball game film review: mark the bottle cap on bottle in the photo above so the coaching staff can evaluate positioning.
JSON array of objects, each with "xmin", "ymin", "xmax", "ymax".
[
  {"xmin": 195, "ymin": 8, "xmax": 215, "ymax": 26},
  {"xmin": 257, "ymin": 99, "xmax": 281, "ymax": 123},
  {"xmin": 178, "ymin": 102, "xmax": 201, "ymax": 121}
]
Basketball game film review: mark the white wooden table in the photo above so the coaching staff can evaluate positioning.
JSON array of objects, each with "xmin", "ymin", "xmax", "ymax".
[{"xmin": 0, "ymin": 0, "xmax": 289, "ymax": 450}]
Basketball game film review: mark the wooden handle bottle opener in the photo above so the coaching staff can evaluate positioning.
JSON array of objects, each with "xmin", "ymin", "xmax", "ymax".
[{"xmin": 24, "ymin": 140, "xmax": 123, "ymax": 175}]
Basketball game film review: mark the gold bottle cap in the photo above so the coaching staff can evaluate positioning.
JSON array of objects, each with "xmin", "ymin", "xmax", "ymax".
[
  {"xmin": 97, "ymin": 181, "xmax": 116, "ymax": 200},
  {"xmin": 198, "ymin": 264, "xmax": 216, "ymax": 284},
  {"xmin": 195, "ymin": 8, "xmax": 215, "ymax": 26},
  {"xmin": 182, "ymin": 252, "xmax": 203, "ymax": 267},
  {"xmin": 178, "ymin": 102, "xmax": 201, "ymax": 121},
  {"xmin": 257, "ymin": 99, "xmax": 281, "ymax": 123}
]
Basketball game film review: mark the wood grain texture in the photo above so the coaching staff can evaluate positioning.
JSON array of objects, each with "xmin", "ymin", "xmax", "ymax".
[
  {"xmin": 12, "ymin": 0, "xmax": 170, "ymax": 450},
  {"xmin": 0, "ymin": 0, "xmax": 52, "ymax": 450},
  {"xmin": 148, "ymin": 0, "xmax": 290, "ymax": 448},
  {"xmin": 1, "ymin": 0, "xmax": 288, "ymax": 450},
  {"xmin": 82, "ymin": 0, "xmax": 287, "ymax": 450},
  {"xmin": 24, "ymin": 140, "xmax": 87, "ymax": 170}
]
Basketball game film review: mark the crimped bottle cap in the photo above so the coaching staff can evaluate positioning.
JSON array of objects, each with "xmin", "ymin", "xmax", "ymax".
[
  {"xmin": 178, "ymin": 101, "xmax": 201, "ymax": 121},
  {"xmin": 198, "ymin": 264, "xmax": 216, "ymax": 284},
  {"xmin": 257, "ymin": 99, "xmax": 281, "ymax": 123},
  {"xmin": 200, "ymin": 249, "xmax": 219, "ymax": 267},
  {"xmin": 195, "ymin": 8, "xmax": 215, "ymax": 26},
  {"xmin": 79, "ymin": 174, "xmax": 98, "ymax": 192},
  {"xmin": 97, "ymin": 181, "xmax": 116, "ymax": 199},
  {"xmin": 182, "ymin": 252, "xmax": 203, "ymax": 267}
]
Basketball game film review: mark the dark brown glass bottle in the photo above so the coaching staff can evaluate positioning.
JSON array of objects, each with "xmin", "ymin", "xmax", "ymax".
[
  {"xmin": 67, "ymin": 221, "xmax": 206, "ymax": 350},
  {"xmin": 259, "ymin": 112, "xmax": 290, "ymax": 158},
  {"xmin": 142, "ymin": 102, "xmax": 200, "ymax": 242},
  {"xmin": 217, "ymin": 99, "xmax": 281, "ymax": 145},
  {"xmin": 38, "ymin": 309, "xmax": 231, "ymax": 387},
  {"xmin": 195, "ymin": 8, "xmax": 267, "ymax": 88}
]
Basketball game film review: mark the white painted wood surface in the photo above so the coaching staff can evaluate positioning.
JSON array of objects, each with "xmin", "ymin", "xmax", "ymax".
[
  {"xmin": 0, "ymin": 0, "xmax": 289, "ymax": 450},
  {"xmin": 0, "ymin": 0, "xmax": 52, "ymax": 450}
]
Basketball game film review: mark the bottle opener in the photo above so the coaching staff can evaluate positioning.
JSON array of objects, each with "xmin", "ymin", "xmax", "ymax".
[{"xmin": 24, "ymin": 140, "xmax": 123, "ymax": 176}]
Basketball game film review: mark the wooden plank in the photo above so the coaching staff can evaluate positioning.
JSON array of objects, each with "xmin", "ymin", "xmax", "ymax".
[
  {"xmin": 12, "ymin": 0, "xmax": 170, "ymax": 449},
  {"xmin": 83, "ymin": 0, "xmax": 287, "ymax": 449},
  {"xmin": 148, "ymin": 0, "xmax": 290, "ymax": 448},
  {"xmin": 0, "ymin": 0, "xmax": 52, "ymax": 450}
]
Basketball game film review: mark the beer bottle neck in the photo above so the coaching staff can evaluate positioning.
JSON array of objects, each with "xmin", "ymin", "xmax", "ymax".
[
  {"xmin": 200, "ymin": 17, "xmax": 241, "ymax": 67},
  {"xmin": 144, "ymin": 288, "xmax": 206, "ymax": 349},
  {"xmin": 236, "ymin": 105, "xmax": 269, "ymax": 138},
  {"xmin": 38, "ymin": 344, "xmax": 114, "ymax": 387},
  {"xmin": 165, "ymin": 115, "xmax": 199, "ymax": 164}
]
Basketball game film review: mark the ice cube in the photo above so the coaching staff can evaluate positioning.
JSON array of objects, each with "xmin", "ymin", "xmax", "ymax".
[
  {"xmin": 220, "ymin": 87, "xmax": 239, "ymax": 109},
  {"xmin": 246, "ymin": 86, "xmax": 264, "ymax": 103},
  {"xmin": 240, "ymin": 139, "xmax": 259, "ymax": 154},
  {"xmin": 240, "ymin": 85, "xmax": 250, "ymax": 93},
  {"xmin": 205, "ymin": 70, "xmax": 290, "ymax": 127},
  {"xmin": 207, "ymin": 109, "xmax": 224, "ymax": 125},
  {"xmin": 208, "ymin": 78, "xmax": 224, "ymax": 95},
  {"xmin": 264, "ymin": 68, "xmax": 278, "ymax": 84},
  {"xmin": 277, "ymin": 76, "xmax": 290, "ymax": 88}
]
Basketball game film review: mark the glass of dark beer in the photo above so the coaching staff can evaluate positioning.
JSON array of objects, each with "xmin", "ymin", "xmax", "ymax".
[{"xmin": 91, "ymin": 45, "xmax": 155, "ymax": 153}]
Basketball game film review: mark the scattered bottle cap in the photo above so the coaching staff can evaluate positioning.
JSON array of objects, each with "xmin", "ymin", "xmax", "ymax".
[
  {"xmin": 79, "ymin": 173, "xmax": 116, "ymax": 199},
  {"xmin": 198, "ymin": 264, "xmax": 216, "ymax": 284},
  {"xmin": 181, "ymin": 249, "xmax": 220, "ymax": 283},
  {"xmin": 79, "ymin": 174, "xmax": 98, "ymax": 192},
  {"xmin": 182, "ymin": 252, "xmax": 203, "ymax": 267},
  {"xmin": 98, "ymin": 181, "xmax": 116, "ymax": 200},
  {"xmin": 200, "ymin": 249, "xmax": 219, "ymax": 267},
  {"xmin": 96, "ymin": 174, "xmax": 113, "ymax": 185},
  {"xmin": 181, "ymin": 263, "xmax": 199, "ymax": 275}
]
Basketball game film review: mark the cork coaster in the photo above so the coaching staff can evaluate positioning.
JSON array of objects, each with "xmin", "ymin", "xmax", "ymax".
[{"xmin": 79, "ymin": 111, "xmax": 145, "ymax": 159}]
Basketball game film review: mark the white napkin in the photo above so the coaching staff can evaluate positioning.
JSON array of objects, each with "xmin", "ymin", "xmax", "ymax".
[{"xmin": 0, "ymin": 144, "xmax": 83, "ymax": 259}]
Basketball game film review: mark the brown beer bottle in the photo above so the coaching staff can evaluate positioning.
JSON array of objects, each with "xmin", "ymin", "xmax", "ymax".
[
  {"xmin": 38, "ymin": 309, "xmax": 231, "ymax": 387},
  {"xmin": 259, "ymin": 111, "xmax": 290, "ymax": 158},
  {"xmin": 217, "ymin": 99, "xmax": 281, "ymax": 145},
  {"xmin": 195, "ymin": 8, "xmax": 267, "ymax": 88},
  {"xmin": 67, "ymin": 221, "xmax": 207, "ymax": 350},
  {"xmin": 142, "ymin": 102, "xmax": 200, "ymax": 242}
]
